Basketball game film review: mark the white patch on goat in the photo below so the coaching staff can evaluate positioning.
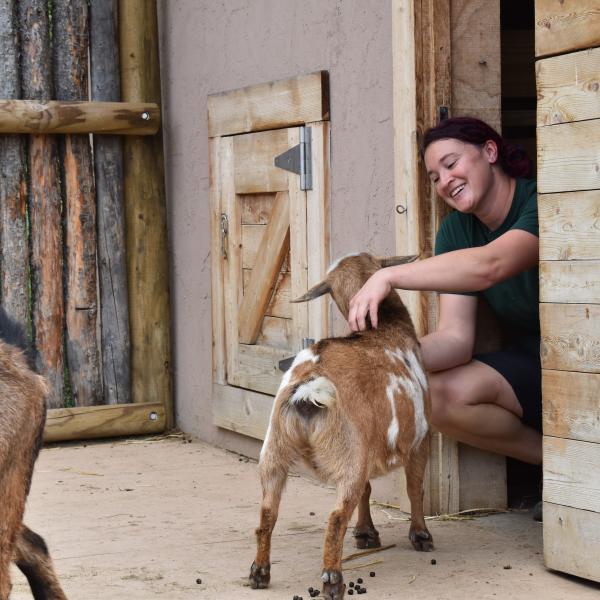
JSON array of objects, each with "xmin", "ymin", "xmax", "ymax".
[
  {"xmin": 262, "ymin": 349, "xmax": 321, "ymax": 463},
  {"xmin": 326, "ymin": 252, "xmax": 362, "ymax": 274},
  {"xmin": 385, "ymin": 374, "xmax": 407, "ymax": 449},
  {"xmin": 290, "ymin": 376, "xmax": 337, "ymax": 408}
]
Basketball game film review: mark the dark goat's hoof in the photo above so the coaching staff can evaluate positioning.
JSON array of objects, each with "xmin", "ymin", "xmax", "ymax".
[
  {"xmin": 321, "ymin": 569, "xmax": 345, "ymax": 599},
  {"xmin": 353, "ymin": 526, "xmax": 381, "ymax": 549},
  {"xmin": 249, "ymin": 561, "xmax": 270, "ymax": 589},
  {"xmin": 409, "ymin": 528, "xmax": 434, "ymax": 552}
]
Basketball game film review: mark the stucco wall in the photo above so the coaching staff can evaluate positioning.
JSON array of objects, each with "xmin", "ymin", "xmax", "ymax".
[{"xmin": 158, "ymin": 0, "xmax": 395, "ymax": 456}]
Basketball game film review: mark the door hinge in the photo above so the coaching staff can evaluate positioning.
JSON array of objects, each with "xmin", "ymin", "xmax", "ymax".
[{"xmin": 274, "ymin": 125, "xmax": 312, "ymax": 190}]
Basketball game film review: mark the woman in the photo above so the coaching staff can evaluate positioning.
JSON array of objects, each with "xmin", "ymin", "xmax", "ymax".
[{"xmin": 348, "ymin": 117, "xmax": 542, "ymax": 468}]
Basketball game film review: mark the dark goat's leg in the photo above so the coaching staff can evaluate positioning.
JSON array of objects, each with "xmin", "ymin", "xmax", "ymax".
[
  {"xmin": 405, "ymin": 437, "xmax": 434, "ymax": 552},
  {"xmin": 352, "ymin": 481, "xmax": 381, "ymax": 549}
]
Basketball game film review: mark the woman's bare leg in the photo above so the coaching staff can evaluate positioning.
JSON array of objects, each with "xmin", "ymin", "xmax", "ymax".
[{"xmin": 429, "ymin": 360, "xmax": 542, "ymax": 464}]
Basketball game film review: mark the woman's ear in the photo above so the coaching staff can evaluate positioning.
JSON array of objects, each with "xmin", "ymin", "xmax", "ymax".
[{"xmin": 483, "ymin": 139, "xmax": 499, "ymax": 164}]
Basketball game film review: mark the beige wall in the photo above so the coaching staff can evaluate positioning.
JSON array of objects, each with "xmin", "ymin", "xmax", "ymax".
[{"xmin": 158, "ymin": 0, "xmax": 395, "ymax": 456}]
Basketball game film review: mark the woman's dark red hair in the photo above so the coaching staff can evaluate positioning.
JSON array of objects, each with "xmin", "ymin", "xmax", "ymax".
[{"xmin": 423, "ymin": 116, "xmax": 532, "ymax": 178}]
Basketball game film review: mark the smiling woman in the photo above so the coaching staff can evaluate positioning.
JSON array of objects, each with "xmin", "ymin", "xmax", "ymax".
[{"xmin": 348, "ymin": 118, "xmax": 543, "ymax": 503}]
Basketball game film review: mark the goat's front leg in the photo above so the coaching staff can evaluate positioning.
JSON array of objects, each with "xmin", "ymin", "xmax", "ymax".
[
  {"xmin": 405, "ymin": 438, "xmax": 434, "ymax": 552},
  {"xmin": 249, "ymin": 437, "xmax": 292, "ymax": 590},
  {"xmin": 14, "ymin": 525, "xmax": 67, "ymax": 600},
  {"xmin": 352, "ymin": 481, "xmax": 381, "ymax": 549},
  {"xmin": 321, "ymin": 478, "xmax": 365, "ymax": 600}
]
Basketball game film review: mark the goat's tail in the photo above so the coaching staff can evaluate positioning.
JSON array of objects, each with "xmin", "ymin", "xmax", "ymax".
[{"xmin": 288, "ymin": 376, "xmax": 337, "ymax": 413}]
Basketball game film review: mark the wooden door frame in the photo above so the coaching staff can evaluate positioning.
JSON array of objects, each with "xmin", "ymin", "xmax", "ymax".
[{"xmin": 208, "ymin": 72, "xmax": 330, "ymax": 438}]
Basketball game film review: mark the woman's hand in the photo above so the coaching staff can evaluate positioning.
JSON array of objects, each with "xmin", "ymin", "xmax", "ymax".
[{"xmin": 348, "ymin": 269, "xmax": 392, "ymax": 331}]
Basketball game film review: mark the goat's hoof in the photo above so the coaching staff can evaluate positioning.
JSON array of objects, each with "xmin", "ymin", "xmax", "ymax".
[
  {"xmin": 409, "ymin": 528, "xmax": 434, "ymax": 552},
  {"xmin": 353, "ymin": 526, "xmax": 381, "ymax": 549},
  {"xmin": 321, "ymin": 569, "xmax": 345, "ymax": 599},
  {"xmin": 249, "ymin": 561, "xmax": 270, "ymax": 589}
]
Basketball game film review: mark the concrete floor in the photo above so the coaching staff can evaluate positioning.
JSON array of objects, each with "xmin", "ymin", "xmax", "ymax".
[{"xmin": 10, "ymin": 435, "xmax": 600, "ymax": 599}]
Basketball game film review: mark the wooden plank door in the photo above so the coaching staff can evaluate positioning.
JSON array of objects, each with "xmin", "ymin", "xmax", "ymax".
[
  {"xmin": 535, "ymin": 0, "xmax": 600, "ymax": 583},
  {"xmin": 221, "ymin": 127, "xmax": 309, "ymax": 396},
  {"xmin": 208, "ymin": 72, "xmax": 330, "ymax": 437}
]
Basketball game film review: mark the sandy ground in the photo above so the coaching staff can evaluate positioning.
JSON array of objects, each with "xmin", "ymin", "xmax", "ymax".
[{"xmin": 10, "ymin": 435, "xmax": 600, "ymax": 599}]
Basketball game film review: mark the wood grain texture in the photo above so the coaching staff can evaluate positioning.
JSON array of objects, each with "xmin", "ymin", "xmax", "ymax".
[
  {"xmin": 540, "ymin": 303, "xmax": 600, "ymax": 373},
  {"xmin": 535, "ymin": 0, "xmax": 600, "ymax": 58},
  {"xmin": 540, "ymin": 261, "xmax": 600, "ymax": 304},
  {"xmin": 544, "ymin": 436, "xmax": 600, "ymax": 513},
  {"xmin": 19, "ymin": 0, "xmax": 65, "ymax": 408},
  {"xmin": 0, "ymin": 0, "xmax": 29, "ymax": 329},
  {"xmin": 244, "ymin": 270, "xmax": 292, "ymax": 320},
  {"xmin": 91, "ymin": 0, "xmax": 131, "ymax": 405},
  {"xmin": 543, "ymin": 369, "xmax": 600, "ymax": 443},
  {"xmin": 544, "ymin": 502, "xmax": 600, "ymax": 583},
  {"xmin": 458, "ymin": 444, "xmax": 506, "ymax": 510},
  {"xmin": 537, "ymin": 119, "xmax": 600, "ymax": 194},
  {"xmin": 120, "ymin": 0, "xmax": 172, "ymax": 424},
  {"xmin": 55, "ymin": 0, "xmax": 102, "ymax": 407},
  {"xmin": 45, "ymin": 402, "xmax": 165, "ymax": 442},
  {"xmin": 229, "ymin": 344, "xmax": 287, "ymax": 396},
  {"xmin": 538, "ymin": 190, "xmax": 600, "ymax": 260},
  {"xmin": 238, "ymin": 192, "xmax": 290, "ymax": 344},
  {"xmin": 537, "ymin": 47, "xmax": 600, "ymax": 126},
  {"xmin": 208, "ymin": 71, "xmax": 329, "ymax": 137},
  {"xmin": 0, "ymin": 100, "xmax": 160, "ymax": 135}
]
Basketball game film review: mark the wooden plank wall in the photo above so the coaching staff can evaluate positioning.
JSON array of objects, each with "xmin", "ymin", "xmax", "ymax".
[{"xmin": 535, "ymin": 0, "xmax": 600, "ymax": 583}]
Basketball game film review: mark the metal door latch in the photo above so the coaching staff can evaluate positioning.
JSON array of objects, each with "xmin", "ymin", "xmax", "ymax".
[{"xmin": 274, "ymin": 126, "xmax": 312, "ymax": 190}]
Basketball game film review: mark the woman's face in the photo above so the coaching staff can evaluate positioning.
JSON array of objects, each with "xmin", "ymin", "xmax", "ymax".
[{"xmin": 424, "ymin": 138, "xmax": 497, "ymax": 214}]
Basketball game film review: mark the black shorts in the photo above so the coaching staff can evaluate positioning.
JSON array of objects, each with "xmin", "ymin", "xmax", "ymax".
[{"xmin": 473, "ymin": 349, "xmax": 542, "ymax": 432}]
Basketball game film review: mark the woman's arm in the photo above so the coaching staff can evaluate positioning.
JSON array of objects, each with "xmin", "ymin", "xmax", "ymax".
[
  {"xmin": 348, "ymin": 228, "xmax": 538, "ymax": 331},
  {"xmin": 420, "ymin": 294, "xmax": 478, "ymax": 372}
]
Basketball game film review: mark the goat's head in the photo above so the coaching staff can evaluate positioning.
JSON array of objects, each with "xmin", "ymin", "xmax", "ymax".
[{"xmin": 291, "ymin": 253, "xmax": 417, "ymax": 319}]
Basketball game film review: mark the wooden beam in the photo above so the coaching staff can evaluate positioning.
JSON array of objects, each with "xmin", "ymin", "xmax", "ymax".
[
  {"xmin": 44, "ymin": 402, "xmax": 165, "ymax": 442},
  {"xmin": 0, "ymin": 99, "xmax": 160, "ymax": 134},
  {"xmin": 537, "ymin": 119, "xmax": 600, "ymax": 194},
  {"xmin": 537, "ymin": 47, "xmax": 600, "ymax": 126},
  {"xmin": 538, "ymin": 191, "xmax": 600, "ymax": 260},
  {"xmin": 535, "ymin": 0, "xmax": 600, "ymax": 58},
  {"xmin": 238, "ymin": 192, "xmax": 290, "ymax": 344},
  {"xmin": 540, "ymin": 303, "xmax": 600, "ymax": 373},
  {"xmin": 543, "ymin": 369, "xmax": 600, "ymax": 443},
  {"xmin": 540, "ymin": 261, "xmax": 600, "ymax": 304},
  {"xmin": 207, "ymin": 71, "xmax": 329, "ymax": 138},
  {"xmin": 120, "ymin": 0, "xmax": 173, "ymax": 426}
]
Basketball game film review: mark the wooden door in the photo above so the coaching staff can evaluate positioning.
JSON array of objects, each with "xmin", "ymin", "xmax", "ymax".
[
  {"xmin": 208, "ymin": 72, "xmax": 330, "ymax": 438},
  {"xmin": 535, "ymin": 0, "xmax": 600, "ymax": 583}
]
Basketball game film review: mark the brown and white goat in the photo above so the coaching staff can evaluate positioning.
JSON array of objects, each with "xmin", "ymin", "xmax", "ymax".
[
  {"xmin": 249, "ymin": 253, "xmax": 433, "ymax": 599},
  {"xmin": 0, "ymin": 311, "xmax": 66, "ymax": 600}
]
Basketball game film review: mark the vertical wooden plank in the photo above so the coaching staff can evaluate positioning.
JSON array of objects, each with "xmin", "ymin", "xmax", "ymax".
[
  {"xmin": 288, "ymin": 128, "xmax": 309, "ymax": 350},
  {"xmin": 19, "ymin": 0, "xmax": 65, "ymax": 407},
  {"xmin": 210, "ymin": 138, "xmax": 227, "ymax": 385},
  {"xmin": 120, "ymin": 0, "xmax": 172, "ymax": 425},
  {"xmin": 90, "ymin": 0, "xmax": 131, "ymax": 405},
  {"xmin": 0, "ymin": 0, "xmax": 29, "ymax": 330},
  {"xmin": 54, "ymin": 0, "xmax": 102, "ymax": 406},
  {"xmin": 306, "ymin": 121, "xmax": 330, "ymax": 342}
]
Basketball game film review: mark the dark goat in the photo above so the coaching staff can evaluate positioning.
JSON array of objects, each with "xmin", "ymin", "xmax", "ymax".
[{"xmin": 0, "ymin": 308, "xmax": 66, "ymax": 599}]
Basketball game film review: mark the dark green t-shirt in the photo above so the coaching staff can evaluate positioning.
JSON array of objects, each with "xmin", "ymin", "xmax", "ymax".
[{"xmin": 434, "ymin": 178, "xmax": 540, "ymax": 357}]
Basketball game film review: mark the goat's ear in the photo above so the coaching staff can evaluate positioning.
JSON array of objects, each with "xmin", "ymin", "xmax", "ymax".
[
  {"xmin": 380, "ymin": 255, "xmax": 418, "ymax": 268},
  {"xmin": 291, "ymin": 281, "xmax": 331, "ymax": 303}
]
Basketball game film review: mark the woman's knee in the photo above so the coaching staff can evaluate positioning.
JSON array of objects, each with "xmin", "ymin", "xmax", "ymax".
[{"xmin": 428, "ymin": 370, "xmax": 471, "ymax": 429}]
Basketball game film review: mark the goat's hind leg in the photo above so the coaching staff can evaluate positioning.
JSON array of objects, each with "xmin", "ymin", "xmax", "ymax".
[
  {"xmin": 405, "ymin": 439, "xmax": 434, "ymax": 552},
  {"xmin": 352, "ymin": 481, "xmax": 381, "ymax": 549},
  {"xmin": 249, "ymin": 437, "xmax": 293, "ymax": 590},
  {"xmin": 14, "ymin": 525, "xmax": 67, "ymax": 600}
]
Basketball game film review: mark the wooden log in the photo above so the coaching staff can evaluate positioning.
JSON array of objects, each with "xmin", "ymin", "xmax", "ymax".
[
  {"xmin": 54, "ymin": 0, "xmax": 102, "ymax": 406},
  {"xmin": 540, "ymin": 261, "xmax": 600, "ymax": 304},
  {"xmin": 0, "ymin": 0, "xmax": 29, "ymax": 329},
  {"xmin": 0, "ymin": 100, "xmax": 160, "ymax": 135},
  {"xmin": 120, "ymin": 0, "xmax": 172, "ymax": 425},
  {"xmin": 19, "ymin": 0, "xmax": 65, "ymax": 408},
  {"xmin": 90, "ymin": 0, "xmax": 131, "ymax": 405}
]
